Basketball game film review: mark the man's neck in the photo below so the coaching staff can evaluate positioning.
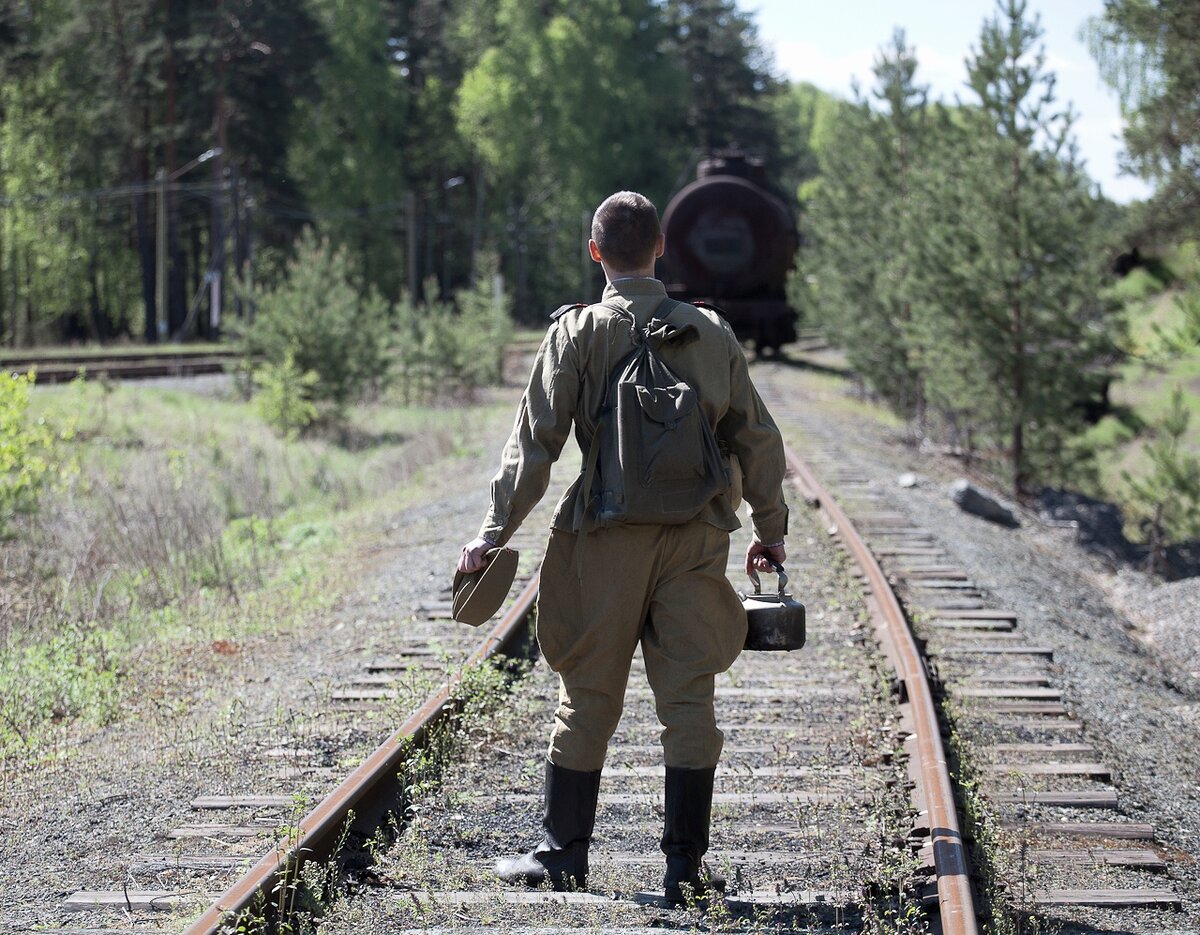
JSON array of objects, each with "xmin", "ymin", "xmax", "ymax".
[{"xmin": 606, "ymin": 269, "xmax": 656, "ymax": 282}]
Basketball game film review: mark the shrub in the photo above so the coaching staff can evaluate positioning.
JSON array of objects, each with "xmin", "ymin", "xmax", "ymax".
[
  {"xmin": 1122, "ymin": 385, "xmax": 1200, "ymax": 574},
  {"xmin": 0, "ymin": 371, "xmax": 71, "ymax": 536},
  {"xmin": 253, "ymin": 349, "xmax": 319, "ymax": 440},
  {"xmin": 456, "ymin": 252, "xmax": 514, "ymax": 388},
  {"xmin": 244, "ymin": 229, "xmax": 392, "ymax": 412},
  {"xmin": 393, "ymin": 253, "xmax": 513, "ymax": 402}
]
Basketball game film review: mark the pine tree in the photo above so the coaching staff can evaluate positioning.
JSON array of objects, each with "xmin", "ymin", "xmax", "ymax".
[
  {"xmin": 660, "ymin": 0, "xmax": 779, "ymax": 157},
  {"xmin": 807, "ymin": 31, "xmax": 929, "ymax": 422},
  {"xmin": 917, "ymin": 0, "xmax": 1112, "ymax": 492},
  {"xmin": 1083, "ymin": 0, "xmax": 1200, "ymax": 240},
  {"xmin": 1122, "ymin": 386, "xmax": 1200, "ymax": 576}
]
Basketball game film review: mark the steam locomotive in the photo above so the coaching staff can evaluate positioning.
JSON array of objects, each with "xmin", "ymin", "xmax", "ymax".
[{"xmin": 660, "ymin": 152, "xmax": 799, "ymax": 354}]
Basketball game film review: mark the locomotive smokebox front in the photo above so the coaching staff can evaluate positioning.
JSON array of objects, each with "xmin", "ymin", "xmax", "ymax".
[{"xmin": 661, "ymin": 153, "xmax": 796, "ymax": 301}]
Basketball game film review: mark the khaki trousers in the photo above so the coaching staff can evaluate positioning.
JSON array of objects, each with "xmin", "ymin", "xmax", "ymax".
[{"xmin": 536, "ymin": 521, "xmax": 747, "ymax": 771}]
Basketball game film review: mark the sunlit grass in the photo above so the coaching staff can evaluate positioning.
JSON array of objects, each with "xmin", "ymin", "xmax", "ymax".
[{"xmin": 2, "ymin": 378, "xmax": 514, "ymax": 763}]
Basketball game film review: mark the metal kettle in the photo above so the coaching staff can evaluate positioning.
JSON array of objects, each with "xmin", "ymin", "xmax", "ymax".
[{"xmin": 740, "ymin": 561, "xmax": 806, "ymax": 652}]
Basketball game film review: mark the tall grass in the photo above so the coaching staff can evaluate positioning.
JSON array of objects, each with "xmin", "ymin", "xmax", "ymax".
[{"xmin": 0, "ymin": 378, "xmax": 498, "ymax": 762}]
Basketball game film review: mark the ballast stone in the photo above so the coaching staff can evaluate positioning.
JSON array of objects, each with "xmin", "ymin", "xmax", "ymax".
[{"xmin": 951, "ymin": 479, "xmax": 1020, "ymax": 528}]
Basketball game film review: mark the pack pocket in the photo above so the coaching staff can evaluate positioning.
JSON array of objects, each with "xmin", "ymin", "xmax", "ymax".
[
  {"xmin": 635, "ymin": 383, "xmax": 696, "ymax": 427},
  {"xmin": 633, "ymin": 383, "xmax": 705, "ymax": 485}
]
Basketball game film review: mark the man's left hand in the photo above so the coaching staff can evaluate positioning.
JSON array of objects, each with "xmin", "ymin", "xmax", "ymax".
[
  {"xmin": 458, "ymin": 537, "xmax": 495, "ymax": 574},
  {"xmin": 745, "ymin": 540, "xmax": 786, "ymax": 577}
]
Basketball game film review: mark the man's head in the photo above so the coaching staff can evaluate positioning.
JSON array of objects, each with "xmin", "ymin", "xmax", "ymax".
[{"xmin": 589, "ymin": 191, "xmax": 664, "ymax": 275}]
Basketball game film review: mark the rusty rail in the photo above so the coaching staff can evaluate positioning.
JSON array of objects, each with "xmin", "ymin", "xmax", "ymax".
[
  {"xmin": 182, "ymin": 573, "xmax": 541, "ymax": 935},
  {"xmin": 785, "ymin": 448, "xmax": 979, "ymax": 935}
]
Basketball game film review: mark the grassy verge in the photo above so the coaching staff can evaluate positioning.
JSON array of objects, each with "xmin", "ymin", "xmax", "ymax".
[{"xmin": 0, "ymin": 377, "xmax": 511, "ymax": 767}]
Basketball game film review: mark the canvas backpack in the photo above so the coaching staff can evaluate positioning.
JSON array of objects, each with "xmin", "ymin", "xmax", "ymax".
[{"xmin": 573, "ymin": 297, "xmax": 730, "ymax": 529}]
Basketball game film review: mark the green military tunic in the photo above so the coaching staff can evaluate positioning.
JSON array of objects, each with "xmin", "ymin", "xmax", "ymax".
[{"xmin": 479, "ymin": 277, "xmax": 789, "ymax": 770}]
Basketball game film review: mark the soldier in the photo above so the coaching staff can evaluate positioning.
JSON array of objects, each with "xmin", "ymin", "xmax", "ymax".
[{"xmin": 457, "ymin": 190, "xmax": 788, "ymax": 904}]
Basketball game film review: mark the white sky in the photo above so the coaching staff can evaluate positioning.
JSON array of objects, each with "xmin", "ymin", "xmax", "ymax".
[{"xmin": 740, "ymin": 0, "xmax": 1153, "ymax": 204}]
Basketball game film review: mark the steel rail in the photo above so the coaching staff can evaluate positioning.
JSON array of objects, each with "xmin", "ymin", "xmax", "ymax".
[
  {"xmin": 784, "ymin": 447, "xmax": 980, "ymax": 935},
  {"xmin": 183, "ymin": 572, "xmax": 541, "ymax": 935},
  {"xmin": 1, "ymin": 347, "xmax": 235, "ymax": 367}
]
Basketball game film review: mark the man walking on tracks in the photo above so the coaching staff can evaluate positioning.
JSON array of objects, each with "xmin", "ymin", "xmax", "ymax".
[{"xmin": 457, "ymin": 190, "xmax": 788, "ymax": 904}]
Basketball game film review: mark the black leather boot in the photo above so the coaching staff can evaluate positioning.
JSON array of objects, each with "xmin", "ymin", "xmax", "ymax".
[
  {"xmin": 662, "ymin": 765, "xmax": 726, "ymax": 906},
  {"xmin": 495, "ymin": 760, "xmax": 602, "ymax": 891}
]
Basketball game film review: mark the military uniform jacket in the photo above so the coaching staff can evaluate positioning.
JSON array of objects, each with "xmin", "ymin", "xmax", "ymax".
[{"xmin": 478, "ymin": 277, "xmax": 789, "ymax": 547}]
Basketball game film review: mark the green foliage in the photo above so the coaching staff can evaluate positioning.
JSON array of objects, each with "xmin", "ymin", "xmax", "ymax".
[
  {"xmin": 393, "ymin": 253, "xmax": 513, "ymax": 402},
  {"xmin": 244, "ymin": 229, "xmax": 392, "ymax": 412},
  {"xmin": 0, "ymin": 371, "xmax": 71, "ymax": 535},
  {"xmin": 930, "ymin": 0, "xmax": 1112, "ymax": 492},
  {"xmin": 453, "ymin": 252, "xmax": 515, "ymax": 388},
  {"xmin": 253, "ymin": 350, "xmax": 319, "ymax": 440},
  {"xmin": 805, "ymin": 30, "xmax": 931, "ymax": 422},
  {"xmin": 772, "ymin": 82, "xmax": 844, "ymax": 207},
  {"xmin": 1149, "ymin": 276, "xmax": 1200, "ymax": 358},
  {"xmin": 0, "ymin": 0, "xmax": 793, "ymax": 337},
  {"xmin": 289, "ymin": 0, "xmax": 417, "ymax": 300},
  {"xmin": 809, "ymin": 2, "xmax": 1117, "ymax": 494},
  {"xmin": 1082, "ymin": 0, "xmax": 1200, "ymax": 240},
  {"xmin": 2, "ymin": 377, "xmax": 476, "ymax": 760},
  {"xmin": 0, "ymin": 627, "xmax": 121, "ymax": 756},
  {"xmin": 0, "ymin": 0, "xmax": 327, "ymax": 344},
  {"xmin": 0, "ymin": 67, "xmax": 141, "ymax": 344},
  {"xmin": 660, "ymin": 0, "xmax": 780, "ymax": 156},
  {"xmin": 454, "ymin": 0, "xmax": 690, "ymax": 313},
  {"xmin": 1121, "ymin": 385, "xmax": 1200, "ymax": 572}
]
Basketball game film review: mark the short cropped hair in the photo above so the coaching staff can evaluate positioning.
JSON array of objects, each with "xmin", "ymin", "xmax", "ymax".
[{"xmin": 591, "ymin": 191, "xmax": 661, "ymax": 270}]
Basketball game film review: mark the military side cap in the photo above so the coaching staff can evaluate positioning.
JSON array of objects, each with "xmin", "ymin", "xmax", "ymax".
[{"xmin": 452, "ymin": 547, "xmax": 519, "ymax": 627}]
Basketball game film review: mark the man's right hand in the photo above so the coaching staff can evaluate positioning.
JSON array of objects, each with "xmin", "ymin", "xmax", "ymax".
[
  {"xmin": 458, "ymin": 537, "xmax": 495, "ymax": 574},
  {"xmin": 745, "ymin": 540, "xmax": 786, "ymax": 576}
]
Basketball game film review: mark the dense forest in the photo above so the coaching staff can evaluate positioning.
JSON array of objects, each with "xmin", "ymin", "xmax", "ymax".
[
  {"xmin": 1, "ymin": 0, "xmax": 1197, "ymax": 541},
  {"xmin": 0, "ymin": 0, "xmax": 809, "ymax": 343}
]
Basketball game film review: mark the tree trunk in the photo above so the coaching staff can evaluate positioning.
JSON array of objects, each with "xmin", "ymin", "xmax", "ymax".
[
  {"xmin": 89, "ymin": 248, "xmax": 105, "ymax": 340},
  {"xmin": 0, "ymin": 206, "xmax": 6, "ymax": 347},
  {"xmin": 1149, "ymin": 502, "xmax": 1165, "ymax": 577},
  {"xmin": 1009, "ymin": 139, "xmax": 1026, "ymax": 496}
]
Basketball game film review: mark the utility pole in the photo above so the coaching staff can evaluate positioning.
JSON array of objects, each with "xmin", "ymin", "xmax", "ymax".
[
  {"xmin": 210, "ymin": 0, "xmax": 228, "ymax": 339},
  {"xmin": 155, "ymin": 168, "xmax": 167, "ymax": 341}
]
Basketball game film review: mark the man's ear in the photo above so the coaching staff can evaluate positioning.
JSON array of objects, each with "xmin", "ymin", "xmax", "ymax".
[
  {"xmin": 654, "ymin": 233, "xmax": 665, "ymax": 259},
  {"xmin": 588, "ymin": 239, "xmax": 603, "ymax": 263}
]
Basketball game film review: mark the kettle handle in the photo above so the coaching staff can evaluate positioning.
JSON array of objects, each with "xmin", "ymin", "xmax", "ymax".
[{"xmin": 747, "ymin": 560, "xmax": 788, "ymax": 596}]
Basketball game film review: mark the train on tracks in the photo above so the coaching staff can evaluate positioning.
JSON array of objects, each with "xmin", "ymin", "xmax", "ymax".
[{"xmin": 660, "ymin": 151, "xmax": 800, "ymax": 355}]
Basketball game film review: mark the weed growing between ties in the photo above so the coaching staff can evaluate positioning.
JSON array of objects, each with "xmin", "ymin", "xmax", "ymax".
[
  {"xmin": 837, "ymin": 557, "xmax": 932, "ymax": 935},
  {"xmin": 210, "ymin": 654, "xmax": 534, "ymax": 935},
  {"xmin": 0, "ymin": 377, "xmax": 512, "ymax": 768},
  {"xmin": 210, "ymin": 796, "xmax": 354, "ymax": 935},
  {"xmin": 855, "ymin": 689, "xmax": 930, "ymax": 933}
]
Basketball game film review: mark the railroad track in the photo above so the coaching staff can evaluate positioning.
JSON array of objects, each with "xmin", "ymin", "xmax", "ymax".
[
  {"xmin": 2, "ymin": 347, "xmax": 240, "ymax": 383},
  {"xmin": 53, "ymin": 364, "xmax": 1186, "ymax": 933},
  {"xmin": 6, "ymin": 342, "xmax": 538, "ymax": 385}
]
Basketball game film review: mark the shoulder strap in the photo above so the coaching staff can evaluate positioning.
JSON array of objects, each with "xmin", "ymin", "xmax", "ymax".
[
  {"xmin": 550, "ymin": 302, "xmax": 586, "ymax": 322},
  {"xmin": 693, "ymin": 300, "xmax": 729, "ymax": 320}
]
